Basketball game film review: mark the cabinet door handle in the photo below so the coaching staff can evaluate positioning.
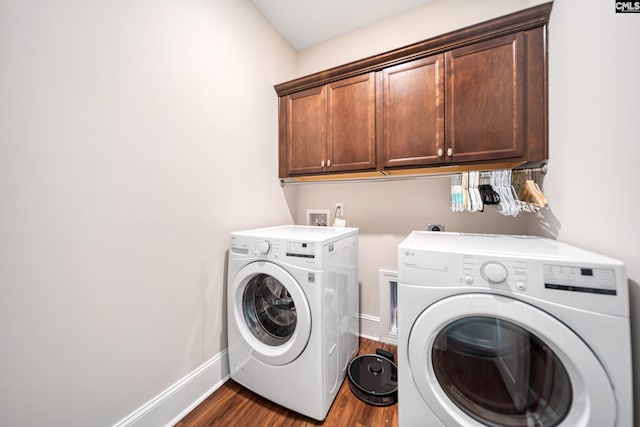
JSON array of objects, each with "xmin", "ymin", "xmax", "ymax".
[
  {"xmin": 437, "ymin": 148, "xmax": 443, "ymax": 157},
  {"xmin": 327, "ymin": 159, "xmax": 331, "ymax": 167},
  {"xmin": 321, "ymin": 160, "xmax": 325, "ymax": 168},
  {"xmin": 447, "ymin": 148, "xmax": 453, "ymax": 157}
]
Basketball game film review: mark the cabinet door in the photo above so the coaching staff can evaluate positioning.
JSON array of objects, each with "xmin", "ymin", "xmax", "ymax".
[
  {"xmin": 446, "ymin": 33, "xmax": 525, "ymax": 163},
  {"xmin": 284, "ymin": 86, "xmax": 326, "ymax": 176},
  {"xmin": 326, "ymin": 73, "xmax": 376, "ymax": 172},
  {"xmin": 381, "ymin": 55, "xmax": 445, "ymax": 168}
]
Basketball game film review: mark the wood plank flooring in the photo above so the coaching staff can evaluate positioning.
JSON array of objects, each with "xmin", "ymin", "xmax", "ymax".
[{"xmin": 176, "ymin": 338, "xmax": 398, "ymax": 426}]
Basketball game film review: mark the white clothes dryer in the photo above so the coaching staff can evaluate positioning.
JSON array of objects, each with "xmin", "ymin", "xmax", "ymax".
[
  {"xmin": 227, "ymin": 225, "xmax": 359, "ymax": 421},
  {"xmin": 397, "ymin": 231, "xmax": 632, "ymax": 427}
]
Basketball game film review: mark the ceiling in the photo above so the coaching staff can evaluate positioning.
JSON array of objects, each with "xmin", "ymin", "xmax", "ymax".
[{"xmin": 250, "ymin": 0, "xmax": 434, "ymax": 50}]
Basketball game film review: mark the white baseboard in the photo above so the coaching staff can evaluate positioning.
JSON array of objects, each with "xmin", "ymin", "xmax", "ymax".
[
  {"xmin": 113, "ymin": 350, "xmax": 229, "ymax": 427},
  {"xmin": 359, "ymin": 313, "xmax": 381, "ymax": 342}
]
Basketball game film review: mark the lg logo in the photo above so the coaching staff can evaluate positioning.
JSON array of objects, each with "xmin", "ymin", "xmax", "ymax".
[{"xmin": 616, "ymin": 1, "xmax": 640, "ymax": 12}]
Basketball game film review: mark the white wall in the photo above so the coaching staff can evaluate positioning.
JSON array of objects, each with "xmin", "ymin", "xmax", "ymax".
[{"xmin": 0, "ymin": 1, "xmax": 295, "ymax": 425}]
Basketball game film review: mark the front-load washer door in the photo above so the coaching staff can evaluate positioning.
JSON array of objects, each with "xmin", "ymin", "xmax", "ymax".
[
  {"xmin": 408, "ymin": 293, "xmax": 615, "ymax": 427},
  {"xmin": 231, "ymin": 261, "xmax": 311, "ymax": 366}
]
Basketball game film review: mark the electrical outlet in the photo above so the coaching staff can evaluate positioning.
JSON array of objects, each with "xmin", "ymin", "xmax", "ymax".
[
  {"xmin": 427, "ymin": 223, "xmax": 445, "ymax": 232},
  {"xmin": 335, "ymin": 202, "xmax": 344, "ymax": 217}
]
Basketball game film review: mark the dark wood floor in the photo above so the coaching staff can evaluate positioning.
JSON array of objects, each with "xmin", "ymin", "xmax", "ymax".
[{"xmin": 176, "ymin": 338, "xmax": 398, "ymax": 426}]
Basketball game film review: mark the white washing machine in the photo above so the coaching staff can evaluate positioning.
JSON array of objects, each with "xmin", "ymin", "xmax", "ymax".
[
  {"xmin": 397, "ymin": 231, "xmax": 632, "ymax": 427},
  {"xmin": 227, "ymin": 225, "xmax": 359, "ymax": 421}
]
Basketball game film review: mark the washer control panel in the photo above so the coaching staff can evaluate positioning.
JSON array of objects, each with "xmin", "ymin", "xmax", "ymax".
[
  {"xmin": 463, "ymin": 255, "xmax": 529, "ymax": 290},
  {"xmin": 240, "ymin": 239, "xmax": 281, "ymax": 258},
  {"xmin": 286, "ymin": 241, "xmax": 316, "ymax": 259},
  {"xmin": 230, "ymin": 235, "xmax": 320, "ymax": 266},
  {"xmin": 398, "ymin": 231, "xmax": 627, "ymax": 316},
  {"xmin": 543, "ymin": 264, "xmax": 617, "ymax": 295}
]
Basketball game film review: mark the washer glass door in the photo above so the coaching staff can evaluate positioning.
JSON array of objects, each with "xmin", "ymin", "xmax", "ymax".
[
  {"xmin": 432, "ymin": 316, "xmax": 571, "ymax": 426},
  {"xmin": 243, "ymin": 273, "xmax": 297, "ymax": 346},
  {"xmin": 232, "ymin": 261, "xmax": 311, "ymax": 366},
  {"xmin": 408, "ymin": 293, "xmax": 616, "ymax": 427}
]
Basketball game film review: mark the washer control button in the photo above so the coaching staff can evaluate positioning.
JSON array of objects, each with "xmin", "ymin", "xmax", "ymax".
[
  {"xmin": 464, "ymin": 275, "xmax": 474, "ymax": 285},
  {"xmin": 258, "ymin": 240, "xmax": 271, "ymax": 255},
  {"xmin": 516, "ymin": 281, "xmax": 527, "ymax": 291},
  {"xmin": 482, "ymin": 262, "xmax": 508, "ymax": 284}
]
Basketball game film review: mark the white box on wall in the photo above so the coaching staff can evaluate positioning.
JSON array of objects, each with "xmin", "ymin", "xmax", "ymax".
[{"xmin": 379, "ymin": 269, "xmax": 398, "ymax": 345}]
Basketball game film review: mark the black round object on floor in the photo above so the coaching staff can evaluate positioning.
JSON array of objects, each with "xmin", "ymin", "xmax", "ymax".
[{"xmin": 347, "ymin": 349, "xmax": 398, "ymax": 406}]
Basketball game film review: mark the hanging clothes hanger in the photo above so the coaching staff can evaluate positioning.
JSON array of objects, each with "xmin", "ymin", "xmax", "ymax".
[
  {"xmin": 479, "ymin": 171, "xmax": 500, "ymax": 205},
  {"xmin": 524, "ymin": 180, "xmax": 548, "ymax": 208},
  {"xmin": 450, "ymin": 166, "xmax": 548, "ymax": 214},
  {"xmin": 511, "ymin": 168, "xmax": 548, "ymax": 211},
  {"xmin": 450, "ymin": 174, "xmax": 464, "ymax": 212}
]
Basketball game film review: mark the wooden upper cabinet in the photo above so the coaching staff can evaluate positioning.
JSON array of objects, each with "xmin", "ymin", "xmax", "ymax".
[
  {"xmin": 284, "ymin": 86, "xmax": 326, "ymax": 176},
  {"xmin": 382, "ymin": 34, "xmax": 528, "ymax": 169},
  {"xmin": 279, "ymin": 73, "xmax": 376, "ymax": 177},
  {"xmin": 381, "ymin": 55, "xmax": 445, "ymax": 168},
  {"xmin": 326, "ymin": 73, "xmax": 376, "ymax": 172},
  {"xmin": 276, "ymin": 3, "xmax": 552, "ymax": 179},
  {"xmin": 445, "ymin": 33, "xmax": 525, "ymax": 163}
]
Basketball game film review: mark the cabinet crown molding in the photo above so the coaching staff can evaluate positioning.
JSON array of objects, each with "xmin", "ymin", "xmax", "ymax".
[{"xmin": 274, "ymin": 2, "xmax": 552, "ymax": 97}]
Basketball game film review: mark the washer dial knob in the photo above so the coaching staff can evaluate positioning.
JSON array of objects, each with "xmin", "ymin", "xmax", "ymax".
[
  {"xmin": 482, "ymin": 262, "xmax": 508, "ymax": 284},
  {"xmin": 258, "ymin": 240, "xmax": 271, "ymax": 255}
]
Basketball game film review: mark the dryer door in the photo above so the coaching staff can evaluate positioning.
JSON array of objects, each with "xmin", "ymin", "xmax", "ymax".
[
  {"xmin": 408, "ymin": 293, "xmax": 615, "ymax": 427},
  {"xmin": 231, "ymin": 261, "xmax": 311, "ymax": 366}
]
